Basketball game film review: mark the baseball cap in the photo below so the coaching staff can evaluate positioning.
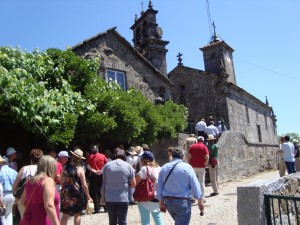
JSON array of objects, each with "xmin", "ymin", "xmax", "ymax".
[
  {"xmin": 198, "ymin": 136, "xmax": 204, "ymax": 141},
  {"xmin": 6, "ymin": 147, "xmax": 16, "ymax": 156},
  {"xmin": 141, "ymin": 151, "xmax": 154, "ymax": 161},
  {"xmin": 58, "ymin": 151, "xmax": 70, "ymax": 158}
]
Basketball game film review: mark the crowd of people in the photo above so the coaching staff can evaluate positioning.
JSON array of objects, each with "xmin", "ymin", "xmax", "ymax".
[
  {"xmin": 0, "ymin": 127, "xmax": 221, "ymax": 225},
  {"xmin": 185, "ymin": 133, "xmax": 220, "ymax": 202},
  {"xmin": 1, "ymin": 115, "xmax": 298, "ymax": 225},
  {"xmin": 194, "ymin": 117, "xmax": 227, "ymax": 143},
  {"xmin": 0, "ymin": 144, "xmax": 208, "ymax": 225}
]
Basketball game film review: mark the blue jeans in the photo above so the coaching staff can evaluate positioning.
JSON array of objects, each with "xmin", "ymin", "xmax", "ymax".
[
  {"xmin": 164, "ymin": 199, "xmax": 191, "ymax": 225},
  {"xmin": 106, "ymin": 202, "xmax": 129, "ymax": 225},
  {"xmin": 285, "ymin": 161, "xmax": 296, "ymax": 174},
  {"xmin": 137, "ymin": 202, "xmax": 165, "ymax": 225}
]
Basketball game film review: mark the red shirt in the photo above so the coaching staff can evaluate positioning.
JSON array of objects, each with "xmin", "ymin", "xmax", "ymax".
[
  {"xmin": 189, "ymin": 142, "xmax": 209, "ymax": 168},
  {"xmin": 87, "ymin": 152, "xmax": 108, "ymax": 170}
]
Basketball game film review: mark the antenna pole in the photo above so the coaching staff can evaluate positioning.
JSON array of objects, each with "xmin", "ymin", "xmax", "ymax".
[
  {"xmin": 206, "ymin": 0, "xmax": 213, "ymax": 37},
  {"xmin": 141, "ymin": 1, "xmax": 144, "ymax": 11}
]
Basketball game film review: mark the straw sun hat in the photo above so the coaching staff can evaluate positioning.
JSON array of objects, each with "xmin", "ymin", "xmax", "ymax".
[{"xmin": 70, "ymin": 149, "xmax": 86, "ymax": 159}]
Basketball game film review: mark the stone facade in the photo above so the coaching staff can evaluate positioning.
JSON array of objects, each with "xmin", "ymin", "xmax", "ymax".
[
  {"xmin": 168, "ymin": 65, "xmax": 278, "ymax": 144},
  {"xmin": 71, "ymin": 2, "xmax": 278, "ymax": 148},
  {"xmin": 226, "ymin": 85, "xmax": 277, "ymax": 144},
  {"xmin": 72, "ymin": 27, "xmax": 172, "ymax": 103},
  {"xmin": 168, "ymin": 65, "xmax": 226, "ymax": 124},
  {"xmin": 70, "ymin": 1, "xmax": 279, "ymax": 182}
]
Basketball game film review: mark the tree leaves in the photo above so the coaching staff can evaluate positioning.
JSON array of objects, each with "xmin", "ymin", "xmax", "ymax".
[
  {"xmin": 0, "ymin": 46, "xmax": 188, "ymax": 147},
  {"xmin": 0, "ymin": 47, "xmax": 88, "ymax": 145}
]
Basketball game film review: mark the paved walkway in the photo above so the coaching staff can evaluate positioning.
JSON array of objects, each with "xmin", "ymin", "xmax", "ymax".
[{"xmin": 67, "ymin": 170, "xmax": 279, "ymax": 225}]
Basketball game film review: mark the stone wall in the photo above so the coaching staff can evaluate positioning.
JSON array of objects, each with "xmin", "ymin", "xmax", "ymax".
[
  {"xmin": 72, "ymin": 28, "xmax": 172, "ymax": 103},
  {"xmin": 237, "ymin": 173, "xmax": 300, "ymax": 225},
  {"xmin": 226, "ymin": 86, "xmax": 277, "ymax": 144},
  {"xmin": 168, "ymin": 66, "xmax": 229, "ymax": 124},
  {"xmin": 218, "ymin": 131, "xmax": 278, "ymax": 181},
  {"xmin": 150, "ymin": 131, "xmax": 278, "ymax": 183}
]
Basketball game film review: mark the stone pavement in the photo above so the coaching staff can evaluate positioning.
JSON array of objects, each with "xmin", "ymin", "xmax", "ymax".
[{"xmin": 67, "ymin": 170, "xmax": 279, "ymax": 225}]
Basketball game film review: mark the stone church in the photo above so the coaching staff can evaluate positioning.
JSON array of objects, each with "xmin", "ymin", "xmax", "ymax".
[{"xmin": 72, "ymin": 1, "xmax": 279, "ymax": 181}]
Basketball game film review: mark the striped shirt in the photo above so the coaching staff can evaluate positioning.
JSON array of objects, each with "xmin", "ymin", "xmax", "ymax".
[{"xmin": 0, "ymin": 165, "xmax": 18, "ymax": 192}]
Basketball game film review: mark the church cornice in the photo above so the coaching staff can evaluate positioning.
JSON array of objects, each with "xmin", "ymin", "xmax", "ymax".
[
  {"xmin": 168, "ymin": 65, "xmax": 206, "ymax": 78},
  {"xmin": 200, "ymin": 40, "xmax": 234, "ymax": 53},
  {"xmin": 227, "ymin": 82, "xmax": 272, "ymax": 110}
]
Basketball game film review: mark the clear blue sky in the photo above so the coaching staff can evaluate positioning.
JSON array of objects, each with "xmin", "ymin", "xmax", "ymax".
[{"xmin": 1, "ymin": 0, "xmax": 299, "ymax": 136}]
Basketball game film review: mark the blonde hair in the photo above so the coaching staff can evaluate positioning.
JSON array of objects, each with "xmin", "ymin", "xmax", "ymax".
[{"xmin": 31, "ymin": 155, "xmax": 57, "ymax": 183}]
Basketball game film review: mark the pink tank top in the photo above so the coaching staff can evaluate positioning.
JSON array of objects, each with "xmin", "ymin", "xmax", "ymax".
[{"xmin": 21, "ymin": 179, "xmax": 60, "ymax": 225}]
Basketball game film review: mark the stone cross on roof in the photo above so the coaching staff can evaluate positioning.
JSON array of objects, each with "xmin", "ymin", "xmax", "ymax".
[{"xmin": 177, "ymin": 52, "xmax": 183, "ymax": 66}]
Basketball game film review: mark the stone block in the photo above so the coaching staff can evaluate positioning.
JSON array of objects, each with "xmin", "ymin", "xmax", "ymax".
[
  {"xmin": 237, "ymin": 174, "xmax": 300, "ymax": 225},
  {"xmin": 237, "ymin": 186, "xmax": 263, "ymax": 225}
]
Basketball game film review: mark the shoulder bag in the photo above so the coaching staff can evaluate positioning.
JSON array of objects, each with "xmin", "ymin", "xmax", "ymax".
[
  {"xmin": 19, "ymin": 181, "xmax": 38, "ymax": 223},
  {"xmin": 133, "ymin": 166, "xmax": 155, "ymax": 202},
  {"xmin": 209, "ymin": 157, "xmax": 218, "ymax": 168},
  {"xmin": 14, "ymin": 166, "xmax": 34, "ymax": 199}
]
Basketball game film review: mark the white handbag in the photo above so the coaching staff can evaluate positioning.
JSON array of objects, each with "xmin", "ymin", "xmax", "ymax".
[{"xmin": 85, "ymin": 200, "xmax": 94, "ymax": 215}]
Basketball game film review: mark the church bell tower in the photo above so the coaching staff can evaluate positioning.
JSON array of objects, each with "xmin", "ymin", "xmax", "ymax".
[
  {"xmin": 130, "ymin": 1, "xmax": 169, "ymax": 75},
  {"xmin": 200, "ymin": 23, "xmax": 237, "ymax": 85}
]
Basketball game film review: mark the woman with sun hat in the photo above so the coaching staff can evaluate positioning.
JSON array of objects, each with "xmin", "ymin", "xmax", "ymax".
[{"xmin": 60, "ymin": 149, "xmax": 92, "ymax": 225}]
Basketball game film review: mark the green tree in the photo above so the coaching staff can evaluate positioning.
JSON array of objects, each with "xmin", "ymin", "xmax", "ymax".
[
  {"xmin": 45, "ymin": 48, "xmax": 99, "ymax": 93},
  {"xmin": 0, "ymin": 47, "xmax": 94, "ymax": 145},
  {"xmin": 0, "ymin": 46, "xmax": 188, "ymax": 148}
]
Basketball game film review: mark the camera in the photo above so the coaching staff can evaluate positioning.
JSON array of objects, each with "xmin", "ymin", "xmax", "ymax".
[{"xmin": 0, "ymin": 206, "xmax": 6, "ymax": 216}]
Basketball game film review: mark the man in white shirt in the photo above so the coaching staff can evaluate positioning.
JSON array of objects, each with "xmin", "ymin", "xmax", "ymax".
[
  {"xmin": 280, "ymin": 135, "xmax": 296, "ymax": 174},
  {"xmin": 206, "ymin": 121, "xmax": 219, "ymax": 139},
  {"xmin": 217, "ymin": 120, "xmax": 227, "ymax": 136},
  {"xmin": 195, "ymin": 119, "xmax": 207, "ymax": 137}
]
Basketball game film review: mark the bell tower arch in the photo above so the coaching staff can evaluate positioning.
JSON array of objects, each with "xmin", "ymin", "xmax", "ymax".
[{"xmin": 130, "ymin": 1, "xmax": 169, "ymax": 75}]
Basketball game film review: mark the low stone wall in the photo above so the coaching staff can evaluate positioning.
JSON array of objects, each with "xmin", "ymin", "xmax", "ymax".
[
  {"xmin": 237, "ymin": 173, "xmax": 300, "ymax": 225},
  {"xmin": 217, "ymin": 131, "xmax": 278, "ymax": 182},
  {"xmin": 151, "ymin": 131, "xmax": 278, "ymax": 182}
]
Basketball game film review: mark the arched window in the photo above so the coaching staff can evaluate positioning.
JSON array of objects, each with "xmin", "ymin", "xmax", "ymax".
[{"xmin": 158, "ymin": 86, "xmax": 165, "ymax": 98}]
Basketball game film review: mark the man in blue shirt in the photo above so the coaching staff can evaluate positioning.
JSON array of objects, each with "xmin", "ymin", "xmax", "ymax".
[
  {"xmin": 157, "ymin": 148, "xmax": 205, "ymax": 225},
  {"xmin": 0, "ymin": 155, "xmax": 17, "ymax": 225}
]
